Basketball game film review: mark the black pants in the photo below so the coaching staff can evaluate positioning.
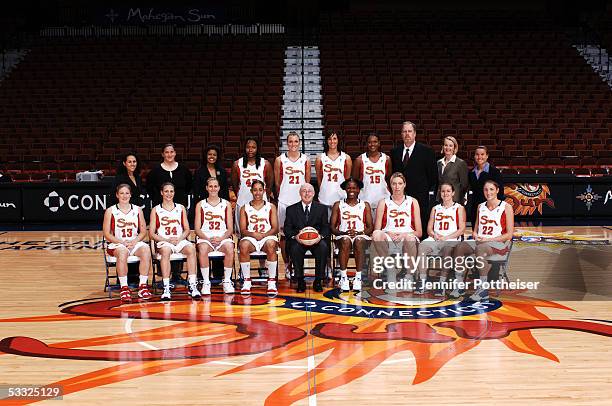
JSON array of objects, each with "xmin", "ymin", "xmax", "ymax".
[{"xmin": 289, "ymin": 239, "xmax": 329, "ymax": 280}]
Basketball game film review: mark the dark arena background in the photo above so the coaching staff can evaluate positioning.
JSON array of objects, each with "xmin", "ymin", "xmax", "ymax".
[{"xmin": 0, "ymin": 1, "xmax": 611, "ymax": 405}]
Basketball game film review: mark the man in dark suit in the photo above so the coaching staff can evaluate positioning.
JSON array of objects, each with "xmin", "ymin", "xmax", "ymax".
[
  {"xmin": 284, "ymin": 183, "xmax": 330, "ymax": 293},
  {"xmin": 390, "ymin": 121, "xmax": 438, "ymax": 234}
]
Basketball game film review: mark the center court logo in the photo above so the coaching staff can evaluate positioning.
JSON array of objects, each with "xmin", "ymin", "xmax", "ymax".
[{"xmin": 43, "ymin": 191, "xmax": 65, "ymax": 213}]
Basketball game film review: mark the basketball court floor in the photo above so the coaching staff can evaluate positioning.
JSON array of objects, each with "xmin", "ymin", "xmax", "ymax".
[{"xmin": 0, "ymin": 226, "xmax": 611, "ymax": 405}]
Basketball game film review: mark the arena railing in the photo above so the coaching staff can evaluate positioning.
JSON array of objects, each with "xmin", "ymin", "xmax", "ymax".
[{"xmin": 39, "ymin": 24, "xmax": 285, "ymax": 38}]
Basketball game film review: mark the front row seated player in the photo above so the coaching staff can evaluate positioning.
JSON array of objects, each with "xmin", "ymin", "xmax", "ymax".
[
  {"xmin": 238, "ymin": 179, "xmax": 279, "ymax": 296},
  {"xmin": 149, "ymin": 182, "xmax": 201, "ymax": 301},
  {"xmin": 103, "ymin": 183, "xmax": 152, "ymax": 303},
  {"xmin": 371, "ymin": 172, "xmax": 422, "ymax": 289},
  {"xmin": 415, "ymin": 182, "xmax": 466, "ymax": 296},
  {"xmin": 330, "ymin": 177, "xmax": 373, "ymax": 292},
  {"xmin": 452, "ymin": 179, "xmax": 514, "ymax": 301},
  {"xmin": 194, "ymin": 177, "xmax": 236, "ymax": 295}
]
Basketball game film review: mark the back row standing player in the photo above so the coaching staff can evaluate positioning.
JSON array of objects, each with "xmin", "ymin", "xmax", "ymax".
[
  {"xmin": 231, "ymin": 137, "xmax": 274, "ymax": 233},
  {"xmin": 315, "ymin": 131, "xmax": 352, "ymax": 218},
  {"xmin": 275, "ymin": 132, "xmax": 310, "ymax": 276},
  {"xmin": 353, "ymin": 133, "xmax": 391, "ymax": 219}
]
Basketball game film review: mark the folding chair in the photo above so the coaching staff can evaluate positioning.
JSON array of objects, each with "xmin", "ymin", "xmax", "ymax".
[
  {"xmin": 102, "ymin": 237, "xmax": 144, "ymax": 298},
  {"xmin": 150, "ymin": 240, "xmax": 188, "ymax": 293}
]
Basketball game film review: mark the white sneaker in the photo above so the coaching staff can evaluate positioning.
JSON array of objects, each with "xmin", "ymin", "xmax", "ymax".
[
  {"xmin": 449, "ymin": 289, "xmax": 465, "ymax": 299},
  {"xmin": 340, "ymin": 277, "xmax": 350, "ymax": 292},
  {"xmin": 352, "ymin": 277, "xmax": 362, "ymax": 292},
  {"xmin": 267, "ymin": 280, "xmax": 278, "ymax": 296},
  {"xmin": 201, "ymin": 281, "xmax": 211, "ymax": 295},
  {"xmin": 241, "ymin": 280, "xmax": 252, "ymax": 295},
  {"xmin": 222, "ymin": 280, "xmax": 235, "ymax": 294},
  {"xmin": 469, "ymin": 289, "xmax": 489, "ymax": 302},
  {"xmin": 189, "ymin": 283, "xmax": 202, "ymax": 299},
  {"xmin": 161, "ymin": 286, "xmax": 172, "ymax": 301}
]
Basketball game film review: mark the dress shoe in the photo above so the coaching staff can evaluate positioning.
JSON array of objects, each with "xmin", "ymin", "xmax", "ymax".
[
  {"xmin": 296, "ymin": 279, "xmax": 306, "ymax": 293},
  {"xmin": 313, "ymin": 279, "xmax": 323, "ymax": 292}
]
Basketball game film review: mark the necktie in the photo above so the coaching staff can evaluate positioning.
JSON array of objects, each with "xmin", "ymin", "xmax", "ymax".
[
  {"xmin": 403, "ymin": 148, "xmax": 410, "ymax": 166},
  {"xmin": 304, "ymin": 205, "xmax": 310, "ymax": 222}
]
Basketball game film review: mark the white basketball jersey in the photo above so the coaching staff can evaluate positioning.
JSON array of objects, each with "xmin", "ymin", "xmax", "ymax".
[
  {"xmin": 199, "ymin": 198, "xmax": 229, "ymax": 236},
  {"xmin": 155, "ymin": 204, "xmax": 186, "ymax": 238},
  {"xmin": 244, "ymin": 201, "xmax": 273, "ymax": 234},
  {"xmin": 318, "ymin": 152, "xmax": 347, "ymax": 206},
  {"xmin": 432, "ymin": 202, "xmax": 461, "ymax": 238},
  {"xmin": 381, "ymin": 196, "xmax": 415, "ymax": 233},
  {"xmin": 278, "ymin": 153, "xmax": 309, "ymax": 205},
  {"xmin": 110, "ymin": 204, "xmax": 140, "ymax": 240},
  {"xmin": 476, "ymin": 201, "xmax": 507, "ymax": 238},
  {"xmin": 337, "ymin": 200, "xmax": 367, "ymax": 232},
  {"xmin": 358, "ymin": 152, "xmax": 390, "ymax": 207},
  {"xmin": 236, "ymin": 157, "xmax": 268, "ymax": 206}
]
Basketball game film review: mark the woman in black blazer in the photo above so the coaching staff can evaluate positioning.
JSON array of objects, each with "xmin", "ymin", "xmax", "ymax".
[
  {"xmin": 193, "ymin": 145, "xmax": 230, "ymax": 202},
  {"xmin": 113, "ymin": 152, "xmax": 144, "ymax": 206},
  {"xmin": 468, "ymin": 145, "xmax": 504, "ymax": 225},
  {"xmin": 146, "ymin": 143, "xmax": 193, "ymax": 207}
]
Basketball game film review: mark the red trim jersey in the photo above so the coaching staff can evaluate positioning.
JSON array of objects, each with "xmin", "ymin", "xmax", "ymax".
[
  {"xmin": 358, "ymin": 152, "xmax": 390, "ymax": 208},
  {"xmin": 244, "ymin": 201, "xmax": 273, "ymax": 234},
  {"xmin": 381, "ymin": 196, "xmax": 415, "ymax": 233},
  {"xmin": 432, "ymin": 202, "xmax": 462, "ymax": 239},
  {"xmin": 337, "ymin": 199, "xmax": 367, "ymax": 233},
  {"xmin": 476, "ymin": 201, "xmax": 507, "ymax": 238},
  {"xmin": 110, "ymin": 204, "xmax": 140, "ymax": 240},
  {"xmin": 278, "ymin": 153, "xmax": 309, "ymax": 205},
  {"xmin": 236, "ymin": 157, "xmax": 268, "ymax": 206},
  {"xmin": 155, "ymin": 203, "xmax": 186, "ymax": 238},
  {"xmin": 199, "ymin": 198, "xmax": 229, "ymax": 237},
  {"xmin": 318, "ymin": 152, "xmax": 348, "ymax": 206}
]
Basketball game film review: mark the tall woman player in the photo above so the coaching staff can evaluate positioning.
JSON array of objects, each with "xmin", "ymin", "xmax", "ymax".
[
  {"xmin": 103, "ymin": 184, "xmax": 152, "ymax": 303},
  {"xmin": 274, "ymin": 131, "xmax": 310, "ymax": 278},
  {"xmin": 352, "ymin": 133, "xmax": 391, "ymax": 218},
  {"xmin": 194, "ymin": 177, "xmax": 235, "ymax": 295},
  {"xmin": 315, "ymin": 130, "xmax": 352, "ymax": 217},
  {"xmin": 149, "ymin": 182, "xmax": 201, "ymax": 301}
]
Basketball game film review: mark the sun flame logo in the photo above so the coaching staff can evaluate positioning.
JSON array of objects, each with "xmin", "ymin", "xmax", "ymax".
[{"xmin": 1, "ymin": 291, "xmax": 611, "ymax": 404}]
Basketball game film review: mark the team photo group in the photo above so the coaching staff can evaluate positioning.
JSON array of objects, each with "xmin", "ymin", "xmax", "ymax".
[{"xmin": 103, "ymin": 120, "xmax": 514, "ymax": 303}]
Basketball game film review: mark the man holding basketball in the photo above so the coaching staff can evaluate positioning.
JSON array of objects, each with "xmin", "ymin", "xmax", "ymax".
[{"xmin": 284, "ymin": 183, "xmax": 330, "ymax": 293}]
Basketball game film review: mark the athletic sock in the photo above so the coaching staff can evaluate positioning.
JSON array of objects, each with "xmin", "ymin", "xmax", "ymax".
[
  {"xmin": 139, "ymin": 275, "xmax": 148, "ymax": 285},
  {"xmin": 119, "ymin": 276, "xmax": 128, "ymax": 287},
  {"xmin": 188, "ymin": 274, "xmax": 197, "ymax": 284},
  {"xmin": 267, "ymin": 261, "xmax": 278, "ymax": 279},
  {"xmin": 163, "ymin": 278, "xmax": 170, "ymax": 288},
  {"xmin": 354, "ymin": 271, "xmax": 362, "ymax": 280},
  {"xmin": 340, "ymin": 269, "xmax": 347, "ymax": 279},
  {"xmin": 200, "ymin": 267, "xmax": 210, "ymax": 282},
  {"xmin": 240, "ymin": 262, "xmax": 251, "ymax": 280},
  {"xmin": 223, "ymin": 267, "xmax": 233, "ymax": 281}
]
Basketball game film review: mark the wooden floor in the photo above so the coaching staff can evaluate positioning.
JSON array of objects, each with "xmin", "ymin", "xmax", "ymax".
[{"xmin": 0, "ymin": 226, "xmax": 611, "ymax": 405}]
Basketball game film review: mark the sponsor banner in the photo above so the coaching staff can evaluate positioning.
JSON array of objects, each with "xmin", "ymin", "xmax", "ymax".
[
  {"xmin": 21, "ymin": 184, "xmax": 113, "ymax": 222},
  {"xmin": 0, "ymin": 187, "xmax": 21, "ymax": 222}
]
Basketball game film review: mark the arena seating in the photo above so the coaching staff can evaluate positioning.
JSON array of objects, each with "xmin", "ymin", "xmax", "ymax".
[
  {"xmin": 319, "ymin": 10, "xmax": 611, "ymax": 175},
  {"xmin": 0, "ymin": 36, "xmax": 284, "ymax": 181}
]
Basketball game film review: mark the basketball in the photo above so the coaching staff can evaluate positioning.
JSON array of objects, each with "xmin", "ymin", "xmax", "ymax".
[{"xmin": 296, "ymin": 226, "xmax": 321, "ymax": 246}]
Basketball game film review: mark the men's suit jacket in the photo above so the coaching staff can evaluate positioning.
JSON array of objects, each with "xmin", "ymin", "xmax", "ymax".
[
  {"xmin": 284, "ymin": 201, "xmax": 330, "ymax": 242},
  {"xmin": 390, "ymin": 142, "xmax": 438, "ymax": 199}
]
